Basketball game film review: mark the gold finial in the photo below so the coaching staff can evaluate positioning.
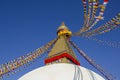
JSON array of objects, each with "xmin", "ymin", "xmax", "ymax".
[
  {"xmin": 61, "ymin": 22, "xmax": 65, "ymax": 26},
  {"xmin": 57, "ymin": 22, "xmax": 72, "ymax": 37},
  {"xmin": 57, "ymin": 22, "xmax": 68, "ymax": 31}
]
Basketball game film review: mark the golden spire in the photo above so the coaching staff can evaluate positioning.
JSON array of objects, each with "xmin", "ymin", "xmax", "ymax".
[
  {"xmin": 45, "ymin": 23, "xmax": 80, "ymax": 65},
  {"xmin": 61, "ymin": 22, "xmax": 65, "ymax": 26},
  {"xmin": 57, "ymin": 22, "xmax": 68, "ymax": 31},
  {"xmin": 57, "ymin": 22, "xmax": 72, "ymax": 37}
]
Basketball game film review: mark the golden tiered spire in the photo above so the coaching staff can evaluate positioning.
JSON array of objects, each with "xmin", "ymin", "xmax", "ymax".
[{"xmin": 45, "ymin": 23, "xmax": 80, "ymax": 65}]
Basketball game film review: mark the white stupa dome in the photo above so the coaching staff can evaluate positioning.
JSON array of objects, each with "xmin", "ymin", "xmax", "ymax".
[{"xmin": 18, "ymin": 63, "xmax": 105, "ymax": 80}]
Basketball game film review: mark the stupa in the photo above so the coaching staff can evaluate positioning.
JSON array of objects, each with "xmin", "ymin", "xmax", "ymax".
[{"xmin": 19, "ymin": 23, "xmax": 105, "ymax": 80}]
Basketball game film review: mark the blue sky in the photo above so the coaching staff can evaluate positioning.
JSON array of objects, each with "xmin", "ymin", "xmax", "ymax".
[{"xmin": 0, "ymin": 0, "xmax": 120, "ymax": 80}]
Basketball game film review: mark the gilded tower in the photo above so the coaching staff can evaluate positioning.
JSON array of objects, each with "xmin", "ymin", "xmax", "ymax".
[{"xmin": 45, "ymin": 22, "xmax": 80, "ymax": 65}]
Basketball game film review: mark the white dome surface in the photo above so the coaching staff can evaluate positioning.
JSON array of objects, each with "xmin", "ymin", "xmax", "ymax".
[{"xmin": 18, "ymin": 63, "xmax": 105, "ymax": 80}]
